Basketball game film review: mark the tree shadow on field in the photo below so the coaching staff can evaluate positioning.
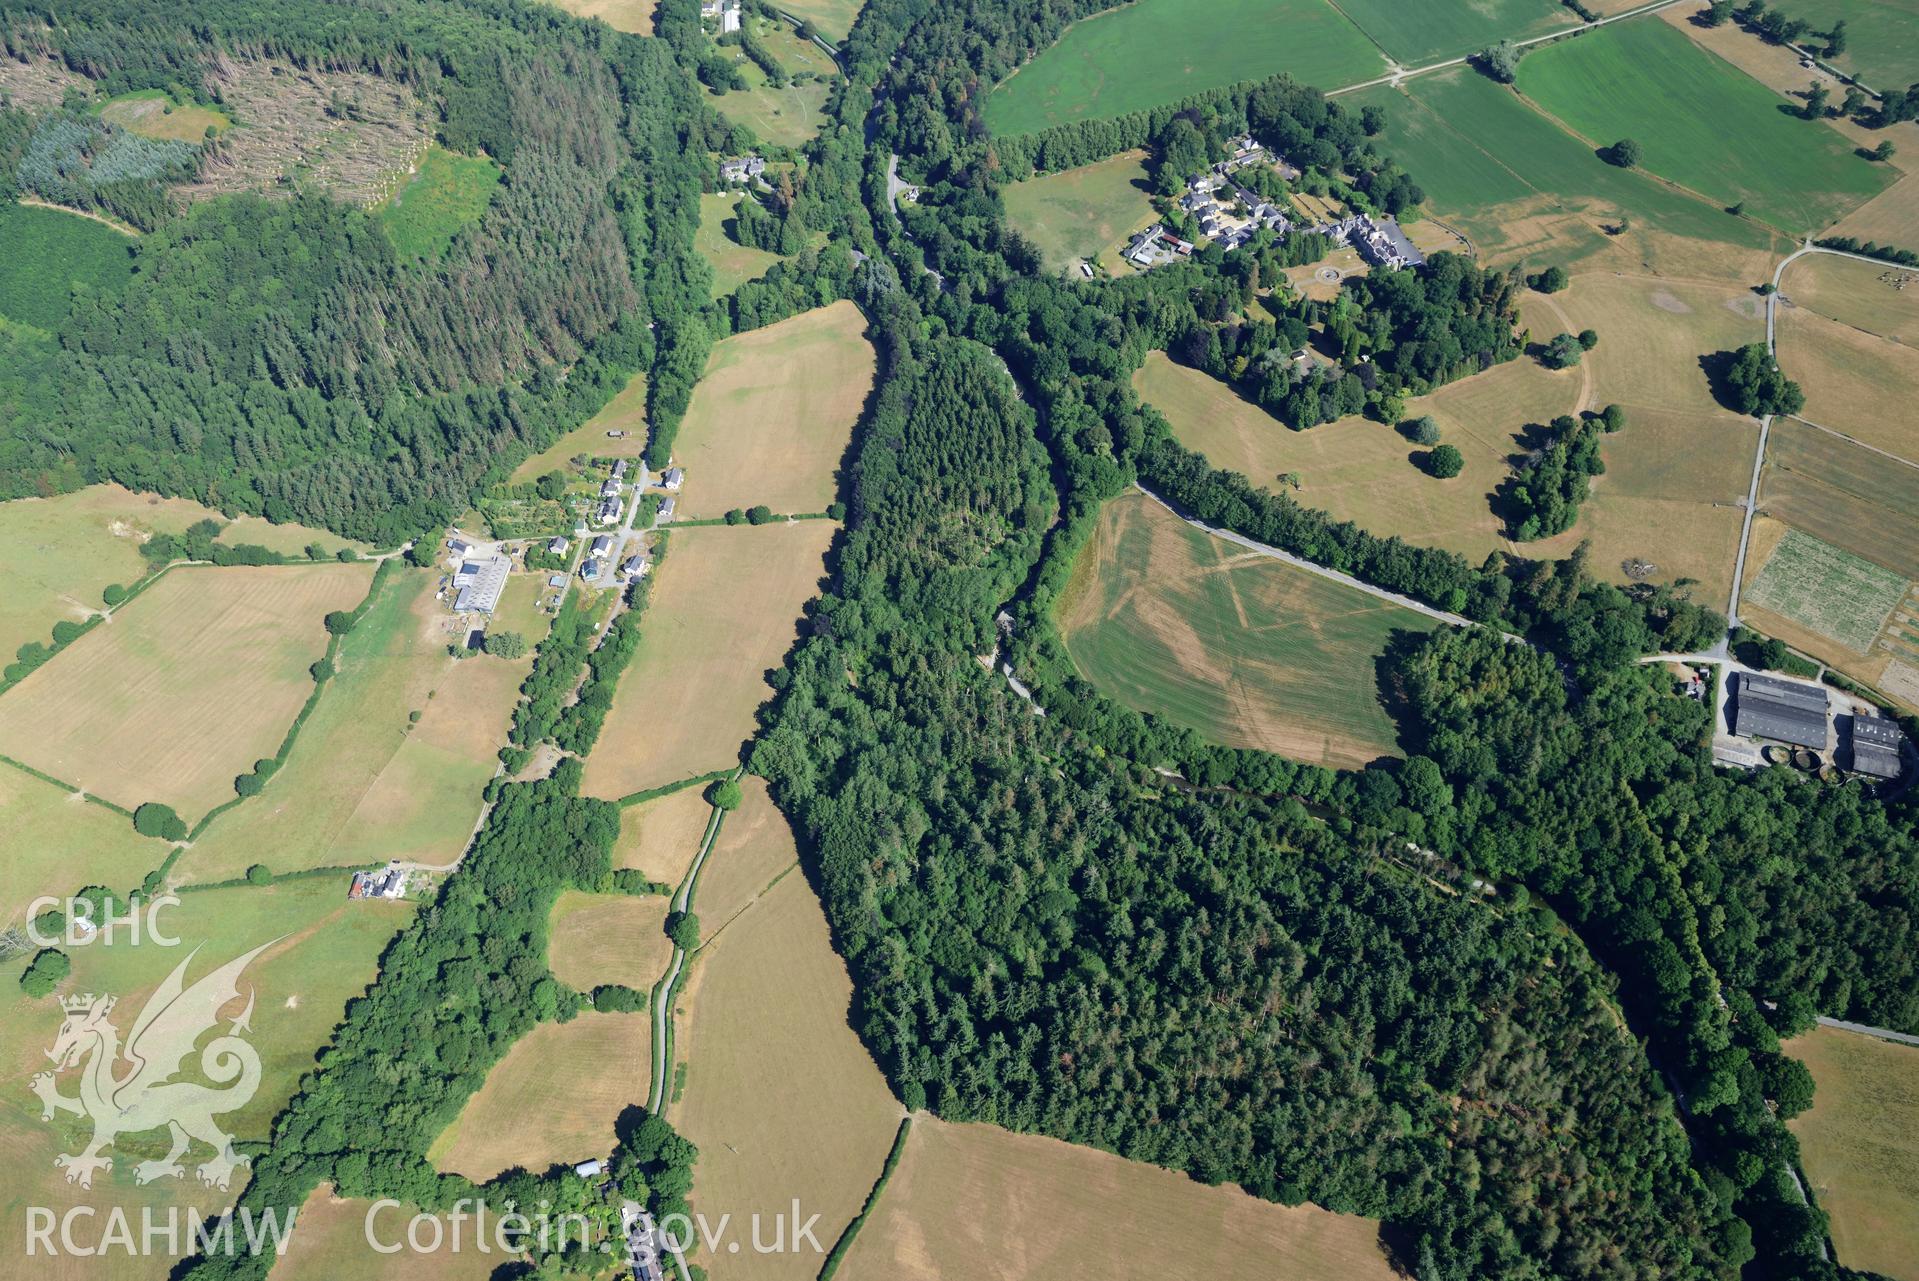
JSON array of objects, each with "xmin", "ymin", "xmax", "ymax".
[{"xmin": 1697, "ymin": 348, "xmax": 1742, "ymax": 414}]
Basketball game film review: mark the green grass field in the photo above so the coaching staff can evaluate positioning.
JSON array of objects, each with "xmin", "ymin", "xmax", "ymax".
[
  {"xmin": 776, "ymin": 0, "xmax": 864, "ymax": 41},
  {"xmin": 1001, "ymin": 150, "xmax": 1157, "ymax": 273},
  {"xmin": 0, "ymin": 203, "xmax": 135, "ymax": 333},
  {"xmin": 1349, "ymin": 69, "xmax": 1780, "ymax": 270},
  {"xmin": 97, "ymin": 88, "xmax": 230, "ymax": 143},
  {"xmin": 1515, "ymin": 19, "xmax": 1893, "ymax": 234},
  {"xmin": 0, "ymin": 878, "xmax": 412, "ymax": 1260},
  {"xmin": 0, "ymin": 762, "xmax": 172, "ymax": 929},
  {"xmin": 180, "ymin": 567, "xmax": 523, "ymax": 882},
  {"xmin": 1768, "ymin": 0, "xmax": 1919, "ymax": 93},
  {"xmin": 379, "ymin": 145, "xmax": 503, "ymax": 263},
  {"xmin": 697, "ymin": 191, "xmax": 787, "ymax": 296},
  {"xmin": 1746, "ymin": 528, "xmax": 1909, "ymax": 655},
  {"xmin": 714, "ymin": 65, "xmax": 833, "ymax": 148},
  {"xmin": 1333, "ymin": 0, "xmax": 1573, "ymax": 65},
  {"xmin": 1057, "ymin": 490, "xmax": 1440, "ymax": 768},
  {"xmin": 984, "ymin": 0, "xmax": 1384, "ymax": 136}
]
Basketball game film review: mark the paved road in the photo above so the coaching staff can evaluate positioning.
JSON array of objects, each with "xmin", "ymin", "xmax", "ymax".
[
  {"xmin": 1326, "ymin": 0, "xmax": 1688, "ymax": 97},
  {"xmin": 1134, "ymin": 483, "xmax": 1507, "ymax": 634},
  {"xmin": 588, "ymin": 462, "xmax": 652, "ymax": 594},
  {"xmin": 648, "ymin": 794, "xmax": 730, "ymax": 1113},
  {"xmin": 1817, "ymin": 1016, "xmax": 1919, "ymax": 1047}
]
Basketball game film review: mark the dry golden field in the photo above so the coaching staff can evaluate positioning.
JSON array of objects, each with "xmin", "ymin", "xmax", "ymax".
[
  {"xmin": 687, "ymin": 776, "xmax": 801, "ymax": 934},
  {"xmin": 1783, "ymin": 253, "xmax": 1919, "ymax": 347},
  {"xmin": 674, "ymin": 869, "xmax": 903, "ymax": 1281},
  {"xmin": 0, "ymin": 484, "xmax": 363, "ymax": 668},
  {"xmin": 1515, "ymin": 274, "xmax": 1761, "ymax": 603},
  {"xmin": 1057, "ymin": 492, "xmax": 1439, "ymax": 767},
  {"xmin": 1786, "ymin": 1026, "xmax": 1919, "ymax": 1281},
  {"xmin": 1777, "ymin": 307, "xmax": 1919, "ymax": 459},
  {"xmin": 840, "ymin": 1115, "xmax": 1398, "ymax": 1281},
  {"xmin": 546, "ymin": 889, "xmax": 673, "ymax": 992},
  {"xmin": 1134, "ymin": 351, "xmax": 1535, "ymax": 565},
  {"xmin": 1760, "ymin": 421, "xmax": 1919, "ymax": 580},
  {"xmin": 179, "ymin": 569, "xmax": 523, "ymax": 882},
  {"xmin": 581, "ymin": 522, "xmax": 833, "ymax": 800},
  {"xmin": 547, "ymin": 0, "xmax": 656, "ymax": 32},
  {"xmin": 615, "ymin": 785, "xmax": 717, "ymax": 885},
  {"xmin": 668, "ymin": 302, "xmax": 873, "ymax": 519},
  {"xmin": 0, "ymin": 563, "xmax": 372, "ymax": 819},
  {"xmin": 1830, "ymin": 167, "xmax": 1919, "ymax": 249},
  {"xmin": 430, "ymin": 1012, "xmax": 652, "ymax": 1182},
  {"xmin": 275, "ymin": 1187, "xmax": 498, "ymax": 1281},
  {"xmin": 1139, "ymin": 272, "xmax": 1759, "ymax": 604}
]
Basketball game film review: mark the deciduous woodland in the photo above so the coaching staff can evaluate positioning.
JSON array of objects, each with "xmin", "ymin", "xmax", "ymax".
[{"xmin": 6, "ymin": 0, "xmax": 1916, "ymax": 1280}]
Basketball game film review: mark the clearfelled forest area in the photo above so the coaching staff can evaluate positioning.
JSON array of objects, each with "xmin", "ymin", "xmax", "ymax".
[{"xmin": 0, "ymin": 0, "xmax": 714, "ymax": 544}]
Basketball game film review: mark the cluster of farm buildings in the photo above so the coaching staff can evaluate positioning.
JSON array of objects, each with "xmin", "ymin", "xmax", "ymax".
[
  {"xmin": 700, "ymin": 0, "xmax": 742, "ymax": 33},
  {"xmin": 1726, "ymin": 669, "xmax": 1910, "ymax": 782},
  {"xmin": 347, "ymin": 867, "xmax": 408, "ymax": 901},
  {"xmin": 1122, "ymin": 136, "xmax": 1423, "ymax": 271}
]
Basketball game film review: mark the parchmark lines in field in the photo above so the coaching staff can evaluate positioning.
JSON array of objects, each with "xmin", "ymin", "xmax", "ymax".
[
  {"xmin": 1132, "ymin": 483, "xmax": 1516, "ymax": 638},
  {"xmin": 1324, "ymin": 0, "xmax": 1688, "ymax": 97}
]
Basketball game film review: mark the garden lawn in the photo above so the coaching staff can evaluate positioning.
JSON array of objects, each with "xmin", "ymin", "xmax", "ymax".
[
  {"xmin": 697, "ymin": 192, "xmax": 787, "ymax": 296},
  {"xmin": 984, "ymin": 0, "xmax": 1383, "ymax": 136},
  {"xmin": 1001, "ymin": 150, "xmax": 1157, "ymax": 274},
  {"xmin": 1515, "ymin": 18, "xmax": 1893, "ymax": 234}
]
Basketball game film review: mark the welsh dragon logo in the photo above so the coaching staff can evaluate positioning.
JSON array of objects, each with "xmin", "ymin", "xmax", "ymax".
[{"xmin": 30, "ymin": 942, "xmax": 275, "ymax": 1191}]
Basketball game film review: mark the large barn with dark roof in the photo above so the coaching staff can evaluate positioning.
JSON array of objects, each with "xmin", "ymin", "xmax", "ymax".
[{"xmin": 1732, "ymin": 672, "xmax": 1829, "ymax": 750}]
